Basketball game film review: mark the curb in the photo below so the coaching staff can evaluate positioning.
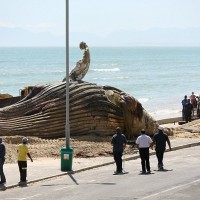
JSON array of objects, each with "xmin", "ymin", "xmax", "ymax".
[{"xmin": 3, "ymin": 141, "xmax": 200, "ymax": 190}]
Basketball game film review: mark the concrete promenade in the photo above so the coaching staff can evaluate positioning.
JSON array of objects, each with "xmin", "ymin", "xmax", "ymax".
[{"xmin": 1, "ymin": 137, "xmax": 200, "ymax": 190}]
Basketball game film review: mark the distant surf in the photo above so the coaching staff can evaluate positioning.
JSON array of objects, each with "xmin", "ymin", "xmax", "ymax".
[{"xmin": 91, "ymin": 68, "xmax": 120, "ymax": 72}]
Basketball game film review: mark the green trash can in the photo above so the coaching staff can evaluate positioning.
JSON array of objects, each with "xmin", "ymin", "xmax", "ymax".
[{"xmin": 61, "ymin": 147, "xmax": 73, "ymax": 171}]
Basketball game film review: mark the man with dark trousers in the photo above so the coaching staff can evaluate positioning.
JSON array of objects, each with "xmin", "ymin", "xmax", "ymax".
[
  {"xmin": 153, "ymin": 126, "xmax": 171, "ymax": 170},
  {"xmin": 0, "ymin": 137, "xmax": 6, "ymax": 185},
  {"xmin": 17, "ymin": 137, "xmax": 33, "ymax": 185},
  {"xmin": 181, "ymin": 95, "xmax": 188, "ymax": 120},
  {"xmin": 111, "ymin": 127, "xmax": 127, "ymax": 174},
  {"xmin": 184, "ymin": 99, "xmax": 194, "ymax": 123},
  {"xmin": 136, "ymin": 129, "xmax": 153, "ymax": 174}
]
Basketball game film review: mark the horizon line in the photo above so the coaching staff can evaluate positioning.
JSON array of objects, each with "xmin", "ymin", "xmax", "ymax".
[{"xmin": 1, "ymin": 45, "xmax": 200, "ymax": 48}]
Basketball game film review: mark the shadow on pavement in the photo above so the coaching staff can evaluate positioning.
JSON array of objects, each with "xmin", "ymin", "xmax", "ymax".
[
  {"xmin": 86, "ymin": 182, "xmax": 116, "ymax": 185},
  {"xmin": 41, "ymin": 183, "xmax": 73, "ymax": 187},
  {"xmin": 18, "ymin": 182, "xmax": 28, "ymax": 188},
  {"xmin": 153, "ymin": 169, "xmax": 173, "ymax": 172},
  {"xmin": 0, "ymin": 184, "xmax": 6, "ymax": 191},
  {"xmin": 68, "ymin": 173, "xmax": 79, "ymax": 185}
]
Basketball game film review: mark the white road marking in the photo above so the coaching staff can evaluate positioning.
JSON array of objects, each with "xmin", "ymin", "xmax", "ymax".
[
  {"xmin": 6, "ymin": 194, "xmax": 42, "ymax": 200},
  {"xmin": 140, "ymin": 178, "xmax": 200, "ymax": 199}
]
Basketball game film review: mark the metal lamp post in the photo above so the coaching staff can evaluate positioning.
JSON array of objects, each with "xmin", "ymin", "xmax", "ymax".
[
  {"xmin": 60, "ymin": 0, "xmax": 73, "ymax": 171},
  {"xmin": 65, "ymin": 0, "xmax": 70, "ymax": 148}
]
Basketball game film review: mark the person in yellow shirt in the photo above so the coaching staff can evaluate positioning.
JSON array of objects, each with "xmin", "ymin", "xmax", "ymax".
[{"xmin": 17, "ymin": 137, "xmax": 33, "ymax": 184}]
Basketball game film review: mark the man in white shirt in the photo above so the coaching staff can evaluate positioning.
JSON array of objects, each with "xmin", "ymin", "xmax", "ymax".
[{"xmin": 136, "ymin": 129, "xmax": 153, "ymax": 174}]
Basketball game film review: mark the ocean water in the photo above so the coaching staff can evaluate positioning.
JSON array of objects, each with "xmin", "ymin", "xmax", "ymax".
[{"xmin": 1, "ymin": 46, "xmax": 200, "ymax": 120}]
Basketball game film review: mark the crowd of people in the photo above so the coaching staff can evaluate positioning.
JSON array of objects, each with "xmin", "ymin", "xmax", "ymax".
[
  {"xmin": 181, "ymin": 92, "xmax": 200, "ymax": 122},
  {"xmin": 111, "ymin": 126, "xmax": 171, "ymax": 175}
]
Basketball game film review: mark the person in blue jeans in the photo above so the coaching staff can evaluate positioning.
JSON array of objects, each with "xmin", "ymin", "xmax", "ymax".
[
  {"xmin": 0, "ymin": 137, "xmax": 6, "ymax": 185},
  {"xmin": 111, "ymin": 127, "xmax": 127, "ymax": 174}
]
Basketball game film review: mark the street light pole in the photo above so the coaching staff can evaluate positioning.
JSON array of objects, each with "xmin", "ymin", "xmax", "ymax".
[
  {"xmin": 60, "ymin": 0, "xmax": 73, "ymax": 171},
  {"xmin": 66, "ymin": 0, "xmax": 70, "ymax": 148}
]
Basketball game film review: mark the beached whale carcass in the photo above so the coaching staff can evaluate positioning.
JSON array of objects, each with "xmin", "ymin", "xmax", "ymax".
[
  {"xmin": 0, "ymin": 82, "xmax": 157, "ymax": 138},
  {"xmin": 0, "ymin": 42, "xmax": 157, "ymax": 139}
]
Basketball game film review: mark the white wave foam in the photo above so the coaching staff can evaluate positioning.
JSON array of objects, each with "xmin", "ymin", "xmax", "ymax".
[
  {"xmin": 91, "ymin": 76, "xmax": 128, "ymax": 80},
  {"xmin": 91, "ymin": 68, "xmax": 120, "ymax": 72},
  {"xmin": 116, "ymin": 76, "xmax": 129, "ymax": 79},
  {"xmin": 150, "ymin": 109, "xmax": 181, "ymax": 116},
  {"xmin": 92, "ymin": 63, "xmax": 118, "ymax": 67},
  {"xmin": 138, "ymin": 98, "xmax": 149, "ymax": 103}
]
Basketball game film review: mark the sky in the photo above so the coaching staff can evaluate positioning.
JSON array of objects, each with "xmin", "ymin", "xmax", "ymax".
[{"xmin": 0, "ymin": 0, "xmax": 200, "ymax": 46}]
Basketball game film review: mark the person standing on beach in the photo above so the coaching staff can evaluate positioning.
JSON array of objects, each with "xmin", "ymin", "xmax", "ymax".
[
  {"xmin": 136, "ymin": 129, "xmax": 153, "ymax": 174},
  {"xmin": 184, "ymin": 99, "xmax": 193, "ymax": 123},
  {"xmin": 153, "ymin": 126, "xmax": 171, "ymax": 170},
  {"xmin": 197, "ymin": 100, "xmax": 200, "ymax": 118},
  {"xmin": 17, "ymin": 137, "xmax": 33, "ymax": 184},
  {"xmin": 0, "ymin": 137, "xmax": 6, "ymax": 185},
  {"xmin": 181, "ymin": 95, "xmax": 188, "ymax": 121},
  {"xmin": 111, "ymin": 127, "xmax": 127, "ymax": 174},
  {"xmin": 190, "ymin": 92, "xmax": 196, "ymax": 108}
]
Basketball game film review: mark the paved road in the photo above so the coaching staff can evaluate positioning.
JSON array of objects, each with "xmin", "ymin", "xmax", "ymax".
[{"xmin": 1, "ymin": 146, "xmax": 200, "ymax": 200}]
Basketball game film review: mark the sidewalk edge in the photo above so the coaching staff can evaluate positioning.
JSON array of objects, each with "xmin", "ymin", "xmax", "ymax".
[{"xmin": 3, "ymin": 142, "xmax": 200, "ymax": 190}]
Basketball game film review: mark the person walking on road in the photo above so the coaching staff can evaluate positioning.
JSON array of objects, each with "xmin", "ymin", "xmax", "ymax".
[
  {"xmin": 17, "ymin": 137, "xmax": 33, "ymax": 184},
  {"xmin": 136, "ymin": 129, "xmax": 153, "ymax": 174},
  {"xmin": 111, "ymin": 127, "xmax": 127, "ymax": 174},
  {"xmin": 0, "ymin": 137, "xmax": 6, "ymax": 185},
  {"xmin": 153, "ymin": 126, "xmax": 171, "ymax": 170}
]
